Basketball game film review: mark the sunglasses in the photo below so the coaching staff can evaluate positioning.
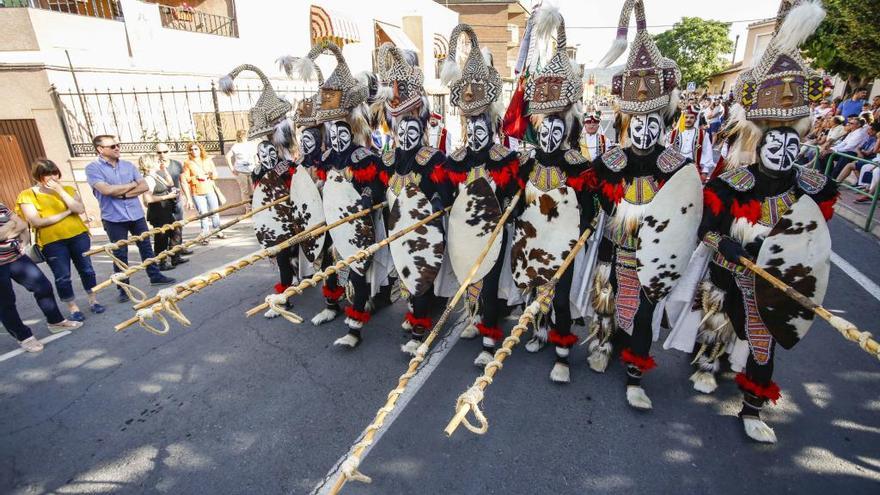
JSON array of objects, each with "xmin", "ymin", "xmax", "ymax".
[
  {"xmin": 101, "ymin": 144, "xmax": 120, "ymax": 149},
  {"xmin": 156, "ymin": 151, "xmax": 168, "ymax": 154}
]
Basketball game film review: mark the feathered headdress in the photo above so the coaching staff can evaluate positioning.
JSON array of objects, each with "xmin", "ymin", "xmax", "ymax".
[
  {"xmin": 442, "ymin": 23, "xmax": 504, "ymax": 120},
  {"xmin": 376, "ymin": 42, "xmax": 427, "ymax": 119},
  {"xmin": 278, "ymin": 49, "xmax": 326, "ymax": 130},
  {"xmin": 218, "ymin": 64, "xmax": 292, "ymax": 140}
]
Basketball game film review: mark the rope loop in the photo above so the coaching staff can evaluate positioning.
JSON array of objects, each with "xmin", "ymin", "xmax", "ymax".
[
  {"xmin": 136, "ymin": 307, "xmax": 170, "ymax": 335},
  {"xmin": 455, "ymin": 386, "xmax": 489, "ymax": 434}
]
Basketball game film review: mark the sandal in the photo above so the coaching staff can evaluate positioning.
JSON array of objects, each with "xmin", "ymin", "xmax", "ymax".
[{"xmin": 47, "ymin": 320, "xmax": 83, "ymax": 333}]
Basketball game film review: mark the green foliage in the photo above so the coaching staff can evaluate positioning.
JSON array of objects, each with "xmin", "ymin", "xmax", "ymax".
[
  {"xmin": 802, "ymin": 0, "xmax": 880, "ymax": 83},
  {"xmin": 653, "ymin": 17, "xmax": 734, "ymax": 88}
]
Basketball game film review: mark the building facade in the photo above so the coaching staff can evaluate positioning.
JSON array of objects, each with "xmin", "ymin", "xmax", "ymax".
[{"xmin": 706, "ymin": 18, "xmax": 775, "ymax": 95}]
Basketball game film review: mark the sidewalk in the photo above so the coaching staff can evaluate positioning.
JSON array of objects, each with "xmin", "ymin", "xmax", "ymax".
[{"xmin": 833, "ymin": 186, "xmax": 880, "ymax": 238}]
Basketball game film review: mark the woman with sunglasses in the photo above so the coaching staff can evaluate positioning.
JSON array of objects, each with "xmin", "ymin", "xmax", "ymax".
[{"xmin": 181, "ymin": 142, "xmax": 225, "ymax": 243}]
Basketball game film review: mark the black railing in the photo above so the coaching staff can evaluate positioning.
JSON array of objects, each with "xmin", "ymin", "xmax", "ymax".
[
  {"xmin": 157, "ymin": 4, "xmax": 237, "ymax": 37},
  {"xmin": 52, "ymin": 83, "xmax": 313, "ymax": 157},
  {"xmin": 1, "ymin": 0, "xmax": 123, "ymax": 20}
]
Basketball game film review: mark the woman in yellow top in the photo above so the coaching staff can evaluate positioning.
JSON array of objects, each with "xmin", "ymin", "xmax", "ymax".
[
  {"xmin": 181, "ymin": 142, "xmax": 225, "ymax": 243},
  {"xmin": 17, "ymin": 159, "xmax": 104, "ymax": 321}
]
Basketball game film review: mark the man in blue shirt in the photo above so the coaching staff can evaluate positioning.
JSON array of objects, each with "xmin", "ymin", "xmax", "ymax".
[
  {"xmin": 838, "ymin": 88, "xmax": 868, "ymax": 119},
  {"xmin": 85, "ymin": 135, "xmax": 174, "ymax": 303}
]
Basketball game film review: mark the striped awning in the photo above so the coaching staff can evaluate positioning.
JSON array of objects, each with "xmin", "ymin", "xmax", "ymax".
[
  {"xmin": 375, "ymin": 21, "xmax": 418, "ymax": 53},
  {"xmin": 310, "ymin": 5, "xmax": 360, "ymax": 46},
  {"xmin": 433, "ymin": 33, "xmax": 448, "ymax": 60}
]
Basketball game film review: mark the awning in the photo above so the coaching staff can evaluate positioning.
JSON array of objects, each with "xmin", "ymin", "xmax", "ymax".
[
  {"xmin": 310, "ymin": 5, "xmax": 360, "ymax": 46},
  {"xmin": 375, "ymin": 21, "xmax": 418, "ymax": 53},
  {"xmin": 433, "ymin": 33, "xmax": 448, "ymax": 60}
]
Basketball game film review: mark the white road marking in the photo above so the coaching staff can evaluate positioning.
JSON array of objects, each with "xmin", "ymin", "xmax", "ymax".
[
  {"xmin": 312, "ymin": 319, "xmax": 465, "ymax": 495},
  {"xmin": 0, "ymin": 331, "xmax": 72, "ymax": 363},
  {"xmin": 831, "ymin": 251, "xmax": 880, "ymax": 303}
]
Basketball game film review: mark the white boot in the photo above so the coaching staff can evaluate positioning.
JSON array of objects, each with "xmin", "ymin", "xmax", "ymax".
[
  {"xmin": 344, "ymin": 317, "xmax": 364, "ymax": 330},
  {"xmin": 525, "ymin": 336, "xmax": 546, "ymax": 353},
  {"xmin": 474, "ymin": 350, "xmax": 494, "ymax": 367},
  {"xmin": 587, "ymin": 342, "xmax": 612, "ymax": 373},
  {"xmin": 401, "ymin": 339, "xmax": 421, "ymax": 356},
  {"xmin": 459, "ymin": 322, "xmax": 478, "ymax": 339},
  {"xmin": 742, "ymin": 417, "xmax": 777, "ymax": 443},
  {"xmin": 401, "ymin": 319, "xmax": 413, "ymax": 331},
  {"xmin": 311, "ymin": 308, "xmax": 338, "ymax": 326},
  {"xmin": 550, "ymin": 362, "xmax": 570, "ymax": 383},
  {"xmin": 690, "ymin": 370, "xmax": 718, "ymax": 394},
  {"xmin": 334, "ymin": 332, "xmax": 361, "ymax": 348},
  {"xmin": 626, "ymin": 386, "xmax": 653, "ymax": 410}
]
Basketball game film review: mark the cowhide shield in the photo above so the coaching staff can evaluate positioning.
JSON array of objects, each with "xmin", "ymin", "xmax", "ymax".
[
  {"xmin": 252, "ymin": 171, "xmax": 294, "ymax": 249},
  {"xmin": 510, "ymin": 184, "xmax": 580, "ymax": 291},
  {"xmin": 637, "ymin": 164, "xmax": 702, "ymax": 303},
  {"xmin": 388, "ymin": 185, "xmax": 445, "ymax": 296},
  {"xmin": 290, "ymin": 165, "xmax": 326, "ymax": 263},
  {"xmin": 755, "ymin": 195, "xmax": 831, "ymax": 350},
  {"xmin": 447, "ymin": 177, "xmax": 503, "ymax": 284},
  {"xmin": 322, "ymin": 170, "xmax": 374, "ymax": 275}
]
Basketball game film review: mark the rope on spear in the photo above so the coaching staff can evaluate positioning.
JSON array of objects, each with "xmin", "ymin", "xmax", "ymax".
[
  {"xmin": 93, "ymin": 195, "xmax": 289, "ymax": 299},
  {"xmin": 328, "ymin": 192, "xmax": 522, "ymax": 494},
  {"xmin": 445, "ymin": 217, "xmax": 599, "ymax": 437}
]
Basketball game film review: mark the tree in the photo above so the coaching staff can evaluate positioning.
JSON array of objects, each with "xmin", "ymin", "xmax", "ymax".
[
  {"xmin": 653, "ymin": 17, "xmax": 734, "ymax": 88},
  {"xmin": 802, "ymin": 0, "xmax": 880, "ymax": 89}
]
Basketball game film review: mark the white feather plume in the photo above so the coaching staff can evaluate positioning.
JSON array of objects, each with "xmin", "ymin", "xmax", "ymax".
[
  {"xmin": 598, "ymin": 37, "xmax": 628, "ymax": 69},
  {"xmin": 218, "ymin": 74, "xmax": 236, "ymax": 95},
  {"xmin": 534, "ymin": 4, "xmax": 561, "ymax": 44},
  {"xmin": 284, "ymin": 55, "xmax": 318, "ymax": 82},
  {"xmin": 440, "ymin": 58, "xmax": 461, "ymax": 86},
  {"xmin": 481, "ymin": 47, "xmax": 493, "ymax": 66},
  {"xmin": 774, "ymin": 0, "xmax": 826, "ymax": 54},
  {"xmin": 375, "ymin": 83, "xmax": 393, "ymax": 102},
  {"xmin": 276, "ymin": 55, "xmax": 298, "ymax": 78}
]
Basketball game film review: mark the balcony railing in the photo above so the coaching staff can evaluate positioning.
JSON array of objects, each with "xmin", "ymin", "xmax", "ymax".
[
  {"xmin": 158, "ymin": 4, "xmax": 237, "ymax": 37},
  {"xmin": 0, "ymin": 0, "xmax": 123, "ymax": 20}
]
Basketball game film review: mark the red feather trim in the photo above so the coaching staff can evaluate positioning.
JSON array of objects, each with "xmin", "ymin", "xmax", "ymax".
[
  {"xmin": 731, "ymin": 199, "xmax": 761, "ymax": 224},
  {"xmin": 315, "ymin": 168, "xmax": 328, "ymax": 182},
  {"xmin": 430, "ymin": 164, "xmax": 446, "ymax": 184},
  {"xmin": 322, "ymin": 285, "xmax": 345, "ymax": 301},
  {"xmin": 344, "ymin": 306, "xmax": 371, "ymax": 323},
  {"xmin": 379, "ymin": 169, "xmax": 389, "ymax": 186},
  {"xmin": 447, "ymin": 169, "xmax": 467, "ymax": 185},
  {"xmin": 566, "ymin": 168, "xmax": 598, "ymax": 192},
  {"xmin": 601, "ymin": 181, "xmax": 625, "ymax": 204},
  {"xmin": 404, "ymin": 312, "xmax": 433, "ymax": 330},
  {"xmin": 489, "ymin": 160, "xmax": 518, "ymax": 189},
  {"xmin": 620, "ymin": 348, "xmax": 657, "ymax": 372},
  {"xmin": 548, "ymin": 329, "xmax": 578, "ymax": 348},
  {"xmin": 476, "ymin": 323, "xmax": 503, "ymax": 341},
  {"xmin": 274, "ymin": 283, "xmax": 289, "ymax": 294},
  {"xmin": 818, "ymin": 196, "xmax": 837, "ymax": 221},
  {"xmin": 703, "ymin": 188, "xmax": 724, "ymax": 216},
  {"xmin": 351, "ymin": 163, "xmax": 378, "ymax": 184},
  {"xmin": 735, "ymin": 372, "xmax": 781, "ymax": 404}
]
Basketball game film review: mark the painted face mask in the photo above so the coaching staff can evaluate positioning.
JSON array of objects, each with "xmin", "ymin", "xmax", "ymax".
[
  {"xmin": 538, "ymin": 115, "xmax": 566, "ymax": 153},
  {"xmin": 257, "ymin": 140, "xmax": 278, "ymax": 172},
  {"xmin": 328, "ymin": 121, "xmax": 352, "ymax": 153},
  {"xmin": 300, "ymin": 129, "xmax": 319, "ymax": 156},
  {"xmin": 628, "ymin": 112, "xmax": 663, "ymax": 150},
  {"xmin": 396, "ymin": 118, "xmax": 423, "ymax": 152},
  {"xmin": 759, "ymin": 128, "xmax": 800, "ymax": 172},
  {"xmin": 467, "ymin": 116, "xmax": 490, "ymax": 151}
]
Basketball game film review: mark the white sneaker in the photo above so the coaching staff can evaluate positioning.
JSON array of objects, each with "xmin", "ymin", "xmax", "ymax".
[
  {"xmin": 264, "ymin": 308, "xmax": 280, "ymax": 319},
  {"xmin": 19, "ymin": 337, "xmax": 44, "ymax": 353},
  {"xmin": 743, "ymin": 417, "xmax": 777, "ymax": 443}
]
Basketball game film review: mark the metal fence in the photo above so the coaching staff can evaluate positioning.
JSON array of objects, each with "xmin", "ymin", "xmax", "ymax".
[
  {"xmin": 1, "ymin": 0, "xmax": 123, "ymax": 20},
  {"xmin": 53, "ymin": 83, "xmax": 314, "ymax": 157},
  {"xmin": 158, "ymin": 4, "xmax": 237, "ymax": 38}
]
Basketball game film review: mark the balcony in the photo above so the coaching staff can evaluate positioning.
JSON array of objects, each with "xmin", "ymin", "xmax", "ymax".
[
  {"xmin": 0, "ymin": 0, "xmax": 123, "ymax": 20},
  {"xmin": 157, "ymin": 3, "xmax": 237, "ymax": 38}
]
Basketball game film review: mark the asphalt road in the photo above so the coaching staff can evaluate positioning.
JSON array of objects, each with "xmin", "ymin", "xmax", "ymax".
[{"xmin": 1, "ymin": 217, "xmax": 879, "ymax": 495}]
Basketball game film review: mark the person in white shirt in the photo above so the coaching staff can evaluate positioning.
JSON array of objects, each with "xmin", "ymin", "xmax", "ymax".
[
  {"xmin": 579, "ymin": 111, "xmax": 608, "ymax": 160},
  {"xmin": 828, "ymin": 117, "xmax": 870, "ymax": 176},
  {"xmin": 426, "ymin": 112, "xmax": 451, "ymax": 152},
  {"xmin": 668, "ymin": 105, "xmax": 714, "ymax": 180},
  {"xmin": 225, "ymin": 129, "xmax": 256, "ymax": 211}
]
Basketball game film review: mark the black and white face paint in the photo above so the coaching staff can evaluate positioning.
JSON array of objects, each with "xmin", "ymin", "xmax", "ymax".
[
  {"xmin": 628, "ymin": 112, "xmax": 663, "ymax": 150},
  {"xmin": 396, "ymin": 118, "xmax": 423, "ymax": 152},
  {"xmin": 300, "ymin": 129, "xmax": 318, "ymax": 156},
  {"xmin": 467, "ymin": 116, "xmax": 491, "ymax": 151},
  {"xmin": 257, "ymin": 140, "xmax": 278, "ymax": 173},
  {"xmin": 759, "ymin": 128, "xmax": 800, "ymax": 172},
  {"xmin": 538, "ymin": 115, "xmax": 566, "ymax": 153},
  {"xmin": 328, "ymin": 121, "xmax": 352, "ymax": 153}
]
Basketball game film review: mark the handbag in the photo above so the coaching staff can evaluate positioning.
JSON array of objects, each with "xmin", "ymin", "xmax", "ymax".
[{"xmin": 23, "ymin": 189, "xmax": 45, "ymax": 263}]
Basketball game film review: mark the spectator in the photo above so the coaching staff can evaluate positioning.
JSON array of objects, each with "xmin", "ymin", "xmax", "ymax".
[
  {"xmin": 181, "ymin": 142, "xmax": 224, "ymax": 243},
  {"xmin": 225, "ymin": 130, "xmax": 256, "ymax": 212},
  {"xmin": 139, "ymin": 154, "xmax": 188, "ymax": 271},
  {"xmin": 872, "ymin": 95, "xmax": 880, "ymax": 122},
  {"xmin": 155, "ymin": 143, "xmax": 192, "ymax": 255},
  {"xmin": 855, "ymin": 155, "xmax": 880, "ymax": 203},
  {"xmin": 16, "ymin": 159, "xmax": 103, "ymax": 321},
  {"xmin": 812, "ymin": 99, "xmax": 833, "ymax": 121},
  {"xmin": 706, "ymin": 99, "xmax": 724, "ymax": 141},
  {"xmin": 1, "ymin": 203, "xmax": 82, "ymax": 352},
  {"xmin": 85, "ymin": 135, "xmax": 175, "ymax": 303},
  {"xmin": 835, "ymin": 122, "xmax": 880, "ymax": 183},
  {"xmin": 828, "ymin": 117, "xmax": 870, "ymax": 177},
  {"xmin": 837, "ymin": 88, "xmax": 868, "ymax": 118}
]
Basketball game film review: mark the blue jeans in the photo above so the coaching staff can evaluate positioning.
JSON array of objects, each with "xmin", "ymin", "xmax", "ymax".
[
  {"xmin": 41, "ymin": 231, "xmax": 97, "ymax": 302},
  {"xmin": 192, "ymin": 192, "xmax": 221, "ymax": 234},
  {"xmin": 102, "ymin": 217, "xmax": 162, "ymax": 292},
  {"xmin": 0, "ymin": 256, "xmax": 65, "ymax": 341}
]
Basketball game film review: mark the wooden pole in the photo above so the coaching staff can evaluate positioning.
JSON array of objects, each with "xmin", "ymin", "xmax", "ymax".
[
  {"xmin": 445, "ymin": 220, "xmax": 598, "ymax": 437},
  {"xmin": 328, "ymin": 192, "xmax": 522, "ymax": 494}
]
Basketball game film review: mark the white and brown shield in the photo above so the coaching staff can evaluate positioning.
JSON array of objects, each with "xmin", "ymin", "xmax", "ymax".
[
  {"xmin": 322, "ymin": 170, "xmax": 374, "ymax": 275},
  {"xmin": 510, "ymin": 184, "xmax": 580, "ymax": 291},
  {"xmin": 289, "ymin": 165, "xmax": 325, "ymax": 263},
  {"xmin": 637, "ymin": 164, "xmax": 702, "ymax": 303},
  {"xmin": 388, "ymin": 184, "xmax": 445, "ymax": 296},
  {"xmin": 755, "ymin": 195, "xmax": 831, "ymax": 349},
  {"xmin": 252, "ymin": 170, "xmax": 294, "ymax": 249},
  {"xmin": 447, "ymin": 177, "xmax": 503, "ymax": 284}
]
